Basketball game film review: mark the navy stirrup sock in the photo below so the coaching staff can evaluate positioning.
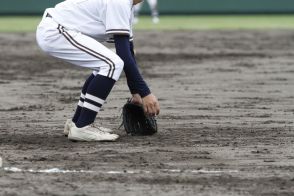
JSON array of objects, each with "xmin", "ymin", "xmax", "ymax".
[
  {"xmin": 72, "ymin": 73, "xmax": 95, "ymax": 123},
  {"xmin": 76, "ymin": 75, "xmax": 116, "ymax": 128}
]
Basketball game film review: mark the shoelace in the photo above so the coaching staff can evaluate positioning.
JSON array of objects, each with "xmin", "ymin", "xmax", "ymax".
[{"xmin": 88, "ymin": 124, "xmax": 110, "ymax": 134}]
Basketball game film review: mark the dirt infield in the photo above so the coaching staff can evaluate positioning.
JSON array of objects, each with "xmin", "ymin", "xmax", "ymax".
[{"xmin": 1, "ymin": 30, "xmax": 294, "ymax": 196}]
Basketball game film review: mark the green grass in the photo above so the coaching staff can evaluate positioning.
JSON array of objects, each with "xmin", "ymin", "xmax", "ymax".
[
  {"xmin": 0, "ymin": 15, "xmax": 294, "ymax": 32},
  {"xmin": 135, "ymin": 15, "xmax": 294, "ymax": 30},
  {"xmin": 0, "ymin": 16, "xmax": 41, "ymax": 32}
]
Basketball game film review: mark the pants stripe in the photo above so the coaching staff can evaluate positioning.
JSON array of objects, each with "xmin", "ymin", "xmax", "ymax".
[{"xmin": 57, "ymin": 25, "xmax": 115, "ymax": 78}]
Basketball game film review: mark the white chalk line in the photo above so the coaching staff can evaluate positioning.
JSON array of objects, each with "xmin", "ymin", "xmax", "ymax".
[
  {"xmin": 3, "ymin": 167, "xmax": 94, "ymax": 174},
  {"xmin": 3, "ymin": 167, "xmax": 238, "ymax": 175}
]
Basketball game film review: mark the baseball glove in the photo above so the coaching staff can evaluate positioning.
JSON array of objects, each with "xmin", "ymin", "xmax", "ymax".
[{"xmin": 122, "ymin": 101, "xmax": 157, "ymax": 136}]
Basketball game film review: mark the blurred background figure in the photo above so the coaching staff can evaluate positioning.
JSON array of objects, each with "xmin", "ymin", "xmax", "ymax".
[{"xmin": 134, "ymin": 0, "xmax": 159, "ymax": 24}]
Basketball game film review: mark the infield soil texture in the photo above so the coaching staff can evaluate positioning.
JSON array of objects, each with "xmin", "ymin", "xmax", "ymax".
[{"xmin": 0, "ymin": 30, "xmax": 294, "ymax": 195}]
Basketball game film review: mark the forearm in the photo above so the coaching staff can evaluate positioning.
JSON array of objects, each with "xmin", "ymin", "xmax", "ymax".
[
  {"xmin": 130, "ymin": 41, "xmax": 135, "ymax": 59},
  {"xmin": 127, "ymin": 41, "xmax": 136, "ymax": 94},
  {"xmin": 114, "ymin": 35, "xmax": 151, "ymax": 97}
]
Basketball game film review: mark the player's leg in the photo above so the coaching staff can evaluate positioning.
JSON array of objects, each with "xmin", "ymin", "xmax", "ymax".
[
  {"xmin": 64, "ymin": 70, "xmax": 116, "ymax": 136},
  {"xmin": 62, "ymin": 71, "xmax": 96, "ymax": 136},
  {"xmin": 57, "ymin": 30, "xmax": 123, "ymax": 140},
  {"xmin": 72, "ymin": 73, "xmax": 95, "ymax": 124},
  {"xmin": 36, "ymin": 19, "xmax": 123, "ymax": 141},
  {"xmin": 75, "ymin": 74, "xmax": 116, "ymax": 128},
  {"xmin": 147, "ymin": 0, "xmax": 159, "ymax": 23}
]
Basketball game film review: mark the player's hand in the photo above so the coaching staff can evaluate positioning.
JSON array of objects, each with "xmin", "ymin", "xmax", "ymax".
[
  {"xmin": 131, "ymin": 93, "xmax": 143, "ymax": 105},
  {"xmin": 142, "ymin": 93, "xmax": 160, "ymax": 116}
]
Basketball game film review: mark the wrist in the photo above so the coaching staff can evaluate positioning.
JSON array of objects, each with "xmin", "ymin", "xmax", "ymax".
[
  {"xmin": 131, "ymin": 93, "xmax": 142, "ymax": 104},
  {"xmin": 140, "ymin": 88, "xmax": 151, "ymax": 98}
]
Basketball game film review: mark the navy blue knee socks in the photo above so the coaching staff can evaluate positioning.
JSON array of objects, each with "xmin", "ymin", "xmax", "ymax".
[
  {"xmin": 75, "ymin": 74, "xmax": 115, "ymax": 128},
  {"xmin": 72, "ymin": 73, "xmax": 95, "ymax": 123}
]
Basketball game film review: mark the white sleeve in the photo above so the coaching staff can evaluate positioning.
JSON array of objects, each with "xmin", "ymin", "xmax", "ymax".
[{"xmin": 106, "ymin": 0, "xmax": 132, "ymax": 35}]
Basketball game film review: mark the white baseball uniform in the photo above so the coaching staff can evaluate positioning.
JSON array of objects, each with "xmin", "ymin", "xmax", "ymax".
[{"xmin": 36, "ymin": 0, "xmax": 134, "ymax": 81}]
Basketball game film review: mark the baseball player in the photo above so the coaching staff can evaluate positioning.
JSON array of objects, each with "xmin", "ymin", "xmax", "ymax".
[
  {"xmin": 36, "ymin": 0, "xmax": 160, "ymax": 142},
  {"xmin": 134, "ymin": 0, "xmax": 159, "ymax": 24}
]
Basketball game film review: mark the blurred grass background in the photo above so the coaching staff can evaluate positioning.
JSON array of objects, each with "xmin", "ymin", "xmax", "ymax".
[
  {"xmin": 0, "ymin": 15, "xmax": 294, "ymax": 32},
  {"xmin": 135, "ymin": 15, "xmax": 294, "ymax": 30}
]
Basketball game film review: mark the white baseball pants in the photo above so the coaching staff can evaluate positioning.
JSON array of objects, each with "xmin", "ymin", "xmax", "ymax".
[{"xmin": 36, "ymin": 13, "xmax": 124, "ymax": 81}]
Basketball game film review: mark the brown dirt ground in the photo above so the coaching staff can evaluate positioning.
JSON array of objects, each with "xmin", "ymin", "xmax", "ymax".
[{"xmin": 0, "ymin": 30, "xmax": 294, "ymax": 196}]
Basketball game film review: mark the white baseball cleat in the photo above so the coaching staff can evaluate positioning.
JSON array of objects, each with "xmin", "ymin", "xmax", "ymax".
[
  {"xmin": 64, "ymin": 119, "xmax": 75, "ymax": 136},
  {"xmin": 68, "ymin": 124, "xmax": 119, "ymax": 142},
  {"xmin": 64, "ymin": 119, "xmax": 114, "ymax": 136},
  {"xmin": 98, "ymin": 126, "xmax": 115, "ymax": 133}
]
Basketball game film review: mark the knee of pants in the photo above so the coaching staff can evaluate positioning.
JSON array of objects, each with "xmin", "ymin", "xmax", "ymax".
[
  {"xmin": 103, "ymin": 57, "xmax": 124, "ymax": 81},
  {"xmin": 36, "ymin": 29, "xmax": 49, "ymax": 53},
  {"xmin": 36, "ymin": 26, "xmax": 57, "ymax": 54},
  {"xmin": 113, "ymin": 57, "xmax": 124, "ymax": 81}
]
